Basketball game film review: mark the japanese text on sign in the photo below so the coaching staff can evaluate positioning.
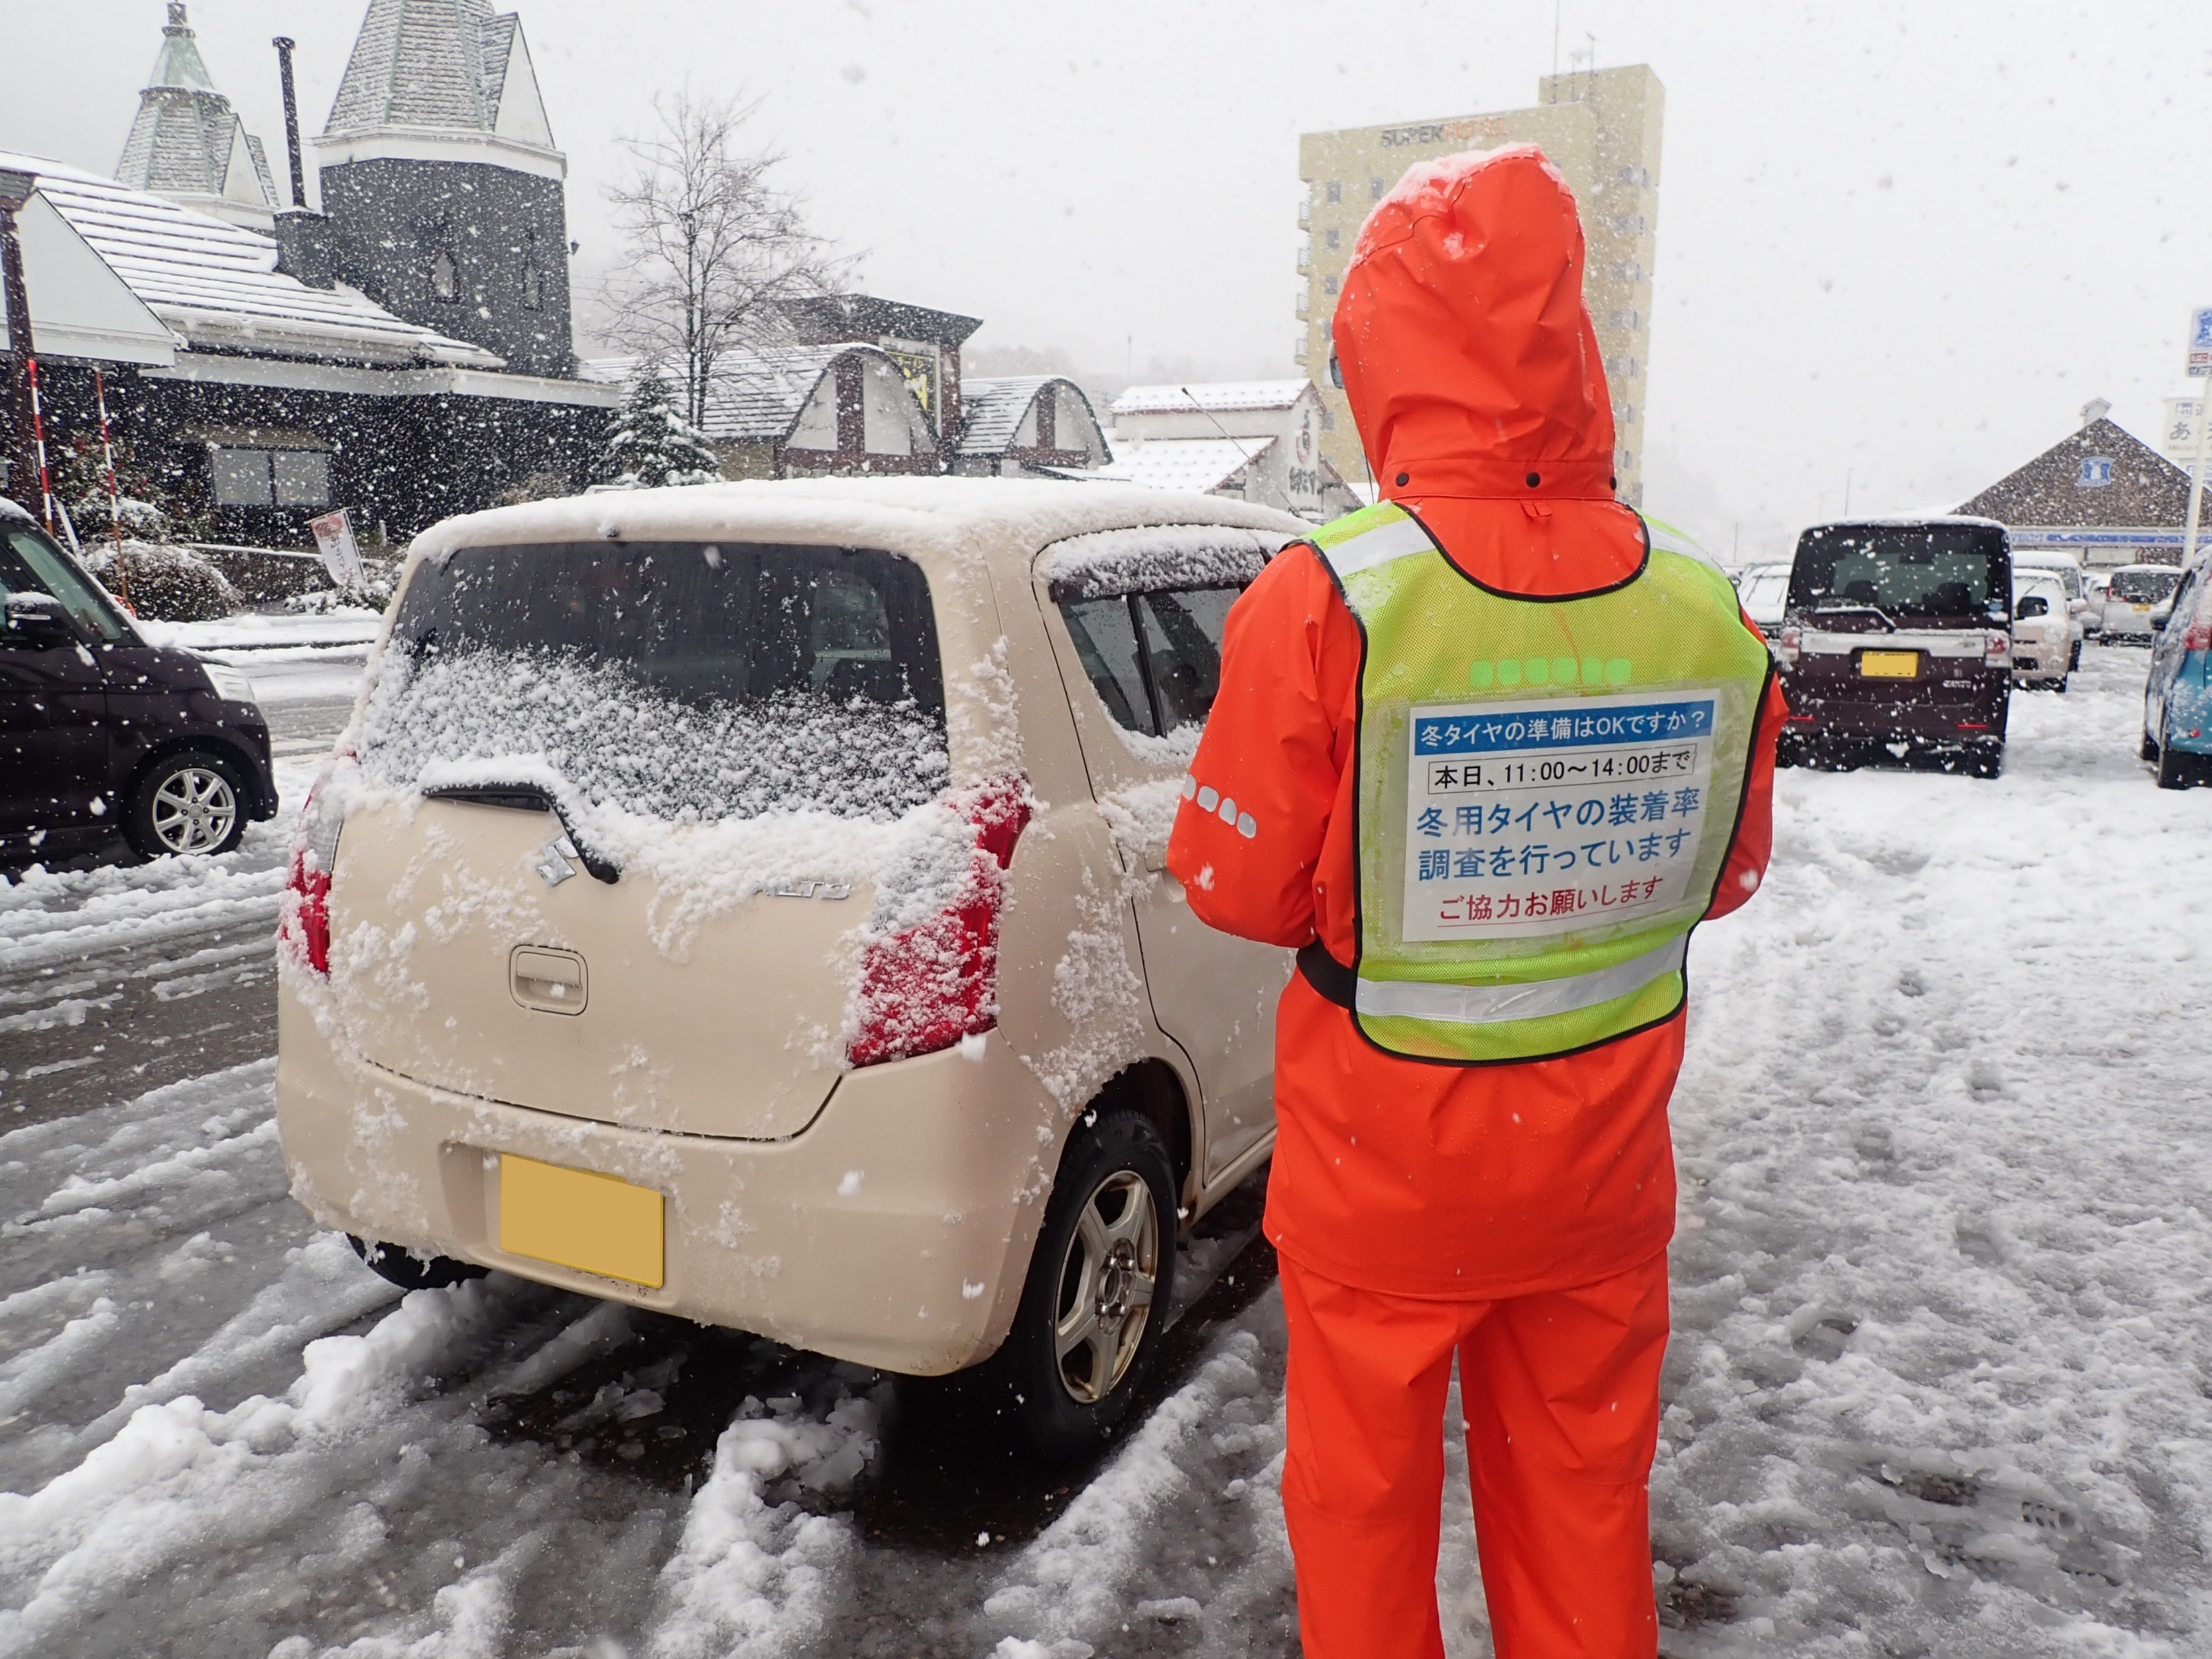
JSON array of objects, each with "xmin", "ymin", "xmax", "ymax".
[{"xmin": 1400, "ymin": 690, "xmax": 1717, "ymax": 940}]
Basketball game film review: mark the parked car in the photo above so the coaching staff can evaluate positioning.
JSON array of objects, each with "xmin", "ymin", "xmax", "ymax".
[
  {"xmin": 274, "ymin": 479, "xmax": 1304, "ymax": 1457},
  {"xmin": 2011, "ymin": 548, "xmax": 2092, "ymax": 659},
  {"xmin": 2142, "ymin": 560, "xmax": 2212, "ymax": 788},
  {"xmin": 1773, "ymin": 516, "xmax": 2012, "ymax": 776},
  {"xmin": 2010, "ymin": 568, "xmax": 2078, "ymax": 690},
  {"xmin": 1733, "ymin": 561, "xmax": 1791, "ymax": 632},
  {"xmin": 2099, "ymin": 564, "xmax": 2184, "ymax": 643},
  {"xmin": 1, "ymin": 497, "xmax": 277, "ymax": 867}
]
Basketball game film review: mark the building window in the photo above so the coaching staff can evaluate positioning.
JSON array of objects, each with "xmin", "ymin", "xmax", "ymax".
[
  {"xmin": 1323, "ymin": 274, "xmax": 1339, "ymax": 296},
  {"xmin": 1320, "ymin": 408, "xmax": 1336, "ymax": 432},
  {"xmin": 210, "ymin": 446, "xmax": 330, "ymax": 507},
  {"xmin": 1369, "ymin": 178, "xmax": 1384, "ymax": 200},
  {"xmin": 1325, "ymin": 227, "xmax": 1340, "ymax": 249},
  {"xmin": 521, "ymin": 229, "xmax": 544, "ymax": 311},
  {"xmin": 423, "ymin": 217, "xmax": 460, "ymax": 304},
  {"xmin": 1325, "ymin": 180, "xmax": 1341, "ymax": 203}
]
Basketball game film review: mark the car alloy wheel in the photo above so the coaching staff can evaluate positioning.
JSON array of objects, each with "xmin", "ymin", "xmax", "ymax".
[
  {"xmin": 1052, "ymin": 1168, "xmax": 1162, "ymax": 1406},
  {"xmin": 149, "ymin": 763, "xmax": 239, "ymax": 854}
]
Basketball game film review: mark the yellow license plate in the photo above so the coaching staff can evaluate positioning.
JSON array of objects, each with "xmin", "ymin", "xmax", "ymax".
[
  {"xmin": 499, "ymin": 1154, "xmax": 664, "ymax": 1287},
  {"xmin": 1858, "ymin": 651, "xmax": 1920, "ymax": 679}
]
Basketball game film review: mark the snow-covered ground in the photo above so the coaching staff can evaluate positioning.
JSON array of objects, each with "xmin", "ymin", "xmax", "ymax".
[{"xmin": 1, "ymin": 645, "xmax": 2208, "ymax": 1656}]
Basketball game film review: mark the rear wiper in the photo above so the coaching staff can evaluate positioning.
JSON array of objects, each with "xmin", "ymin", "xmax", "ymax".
[{"xmin": 420, "ymin": 783, "xmax": 621, "ymax": 883}]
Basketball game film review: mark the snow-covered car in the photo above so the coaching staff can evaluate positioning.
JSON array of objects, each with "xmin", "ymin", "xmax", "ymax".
[
  {"xmin": 274, "ymin": 479, "xmax": 1303, "ymax": 1457},
  {"xmin": 1, "ymin": 498, "xmax": 278, "ymax": 865},
  {"xmin": 2099, "ymin": 564, "xmax": 2183, "ymax": 643},
  {"xmin": 1734, "ymin": 562, "xmax": 1791, "ymax": 632},
  {"xmin": 2010, "ymin": 568, "xmax": 2078, "ymax": 690}
]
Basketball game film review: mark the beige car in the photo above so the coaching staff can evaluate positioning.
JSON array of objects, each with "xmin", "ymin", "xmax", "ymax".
[{"xmin": 275, "ymin": 479, "xmax": 1303, "ymax": 1455}]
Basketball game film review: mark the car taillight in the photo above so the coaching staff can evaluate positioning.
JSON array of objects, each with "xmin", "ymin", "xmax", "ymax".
[
  {"xmin": 279, "ymin": 752, "xmax": 351, "ymax": 977},
  {"xmin": 1777, "ymin": 625, "xmax": 1801, "ymax": 666},
  {"xmin": 1983, "ymin": 631, "xmax": 2010, "ymax": 666},
  {"xmin": 847, "ymin": 775, "xmax": 1032, "ymax": 1068}
]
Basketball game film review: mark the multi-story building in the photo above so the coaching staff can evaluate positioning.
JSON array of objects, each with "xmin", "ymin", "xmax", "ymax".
[{"xmin": 1297, "ymin": 65, "xmax": 1662, "ymax": 504}]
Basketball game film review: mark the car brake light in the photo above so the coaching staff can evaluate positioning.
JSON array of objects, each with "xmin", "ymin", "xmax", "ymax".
[
  {"xmin": 279, "ymin": 751, "xmax": 352, "ymax": 977},
  {"xmin": 1983, "ymin": 631, "xmax": 2010, "ymax": 666},
  {"xmin": 1777, "ymin": 625, "xmax": 1801, "ymax": 666},
  {"xmin": 847, "ymin": 774, "xmax": 1032, "ymax": 1068}
]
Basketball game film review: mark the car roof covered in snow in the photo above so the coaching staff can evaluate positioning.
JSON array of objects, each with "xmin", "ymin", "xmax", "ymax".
[{"xmin": 404, "ymin": 477, "xmax": 1312, "ymax": 582}]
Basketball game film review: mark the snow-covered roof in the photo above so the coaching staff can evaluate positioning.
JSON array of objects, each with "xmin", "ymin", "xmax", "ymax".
[
  {"xmin": 321, "ymin": 0, "xmax": 559, "ymax": 167},
  {"xmin": 700, "ymin": 347, "xmax": 845, "ymax": 442},
  {"xmin": 1087, "ymin": 434, "xmax": 1274, "ymax": 495},
  {"xmin": 1111, "ymin": 380, "xmax": 1311, "ymax": 417},
  {"xmin": 4, "ymin": 151, "xmax": 499, "ymax": 369},
  {"xmin": 114, "ymin": 4, "xmax": 279, "ymax": 229},
  {"xmin": 957, "ymin": 377, "xmax": 1054, "ymax": 455}
]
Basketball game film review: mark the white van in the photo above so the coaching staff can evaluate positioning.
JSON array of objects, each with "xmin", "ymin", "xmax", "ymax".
[{"xmin": 275, "ymin": 479, "xmax": 1306, "ymax": 1456}]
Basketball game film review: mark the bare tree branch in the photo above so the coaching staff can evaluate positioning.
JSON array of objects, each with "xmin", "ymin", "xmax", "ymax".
[{"xmin": 596, "ymin": 89, "xmax": 850, "ymax": 430}]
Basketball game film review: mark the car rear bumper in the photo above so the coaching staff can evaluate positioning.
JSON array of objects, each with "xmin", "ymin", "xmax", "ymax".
[{"xmin": 275, "ymin": 981, "xmax": 1058, "ymax": 1375}]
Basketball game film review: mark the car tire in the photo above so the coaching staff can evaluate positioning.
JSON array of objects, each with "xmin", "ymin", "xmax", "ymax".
[
  {"xmin": 2070, "ymin": 640, "xmax": 2083, "ymax": 671},
  {"xmin": 2143, "ymin": 728, "xmax": 2160, "ymax": 763},
  {"xmin": 126, "ymin": 749, "xmax": 247, "ymax": 859},
  {"xmin": 989, "ymin": 1110, "xmax": 1179, "ymax": 1461},
  {"xmin": 1967, "ymin": 744, "xmax": 2004, "ymax": 780},
  {"xmin": 348, "ymin": 1235, "xmax": 489, "ymax": 1291}
]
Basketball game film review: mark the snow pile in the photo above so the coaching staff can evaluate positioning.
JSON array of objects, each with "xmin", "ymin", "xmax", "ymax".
[
  {"xmin": 646, "ymin": 1385, "xmax": 888, "ymax": 1658},
  {"xmin": 979, "ymin": 1326, "xmax": 1296, "ymax": 1654}
]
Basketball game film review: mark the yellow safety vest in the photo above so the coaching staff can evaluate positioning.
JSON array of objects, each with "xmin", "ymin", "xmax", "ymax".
[{"xmin": 1304, "ymin": 502, "xmax": 1773, "ymax": 1064}]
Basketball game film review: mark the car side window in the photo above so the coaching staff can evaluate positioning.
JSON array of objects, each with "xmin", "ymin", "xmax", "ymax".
[
  {"xmin": 1062, "ymin": 596, "xmax": 1155, "ymax": 735},
  {"xmin": 1059, "ymin": 586, "xmax": 1243, "ymax": 737},
  {"xmin": 1136, "ymin": 587, "xmax": 1239, "ymax": 733}
]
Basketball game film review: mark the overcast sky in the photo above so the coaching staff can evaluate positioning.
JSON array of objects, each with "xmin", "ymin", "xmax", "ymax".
[{"xmin": 8, "ymin": 1, "xmax": 2209, "ymax": 558}]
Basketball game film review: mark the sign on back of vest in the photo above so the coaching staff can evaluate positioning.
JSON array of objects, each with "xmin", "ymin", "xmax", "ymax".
[{"xmin": 1400, "ymin": 689, "xmax": 1719, "ymax": 941}]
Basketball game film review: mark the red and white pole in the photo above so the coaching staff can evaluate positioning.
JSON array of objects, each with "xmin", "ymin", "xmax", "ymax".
[
  {"xmin": 25, "ymin": 355, "xmax": 53, "ymax": 534},
  {"xmin": 93, "ymin": 368, "xmax": 133, "ymax": 613}
]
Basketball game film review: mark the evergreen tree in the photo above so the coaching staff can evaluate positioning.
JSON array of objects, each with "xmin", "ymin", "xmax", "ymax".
[{"xmin": 598, "ymin": 361, "xmax": 720, "ymax": 488}]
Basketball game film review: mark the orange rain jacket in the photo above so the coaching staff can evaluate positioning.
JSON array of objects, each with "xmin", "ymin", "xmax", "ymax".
[{"xmin": 1168, "ymin": 146, "xmax": 1786, "ymax": 1302}]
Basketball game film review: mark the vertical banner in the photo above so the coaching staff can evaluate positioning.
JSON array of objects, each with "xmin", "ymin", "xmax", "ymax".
[{"xmin": 309, "ymin": 507, "xmax": 364, "ymax": 591}]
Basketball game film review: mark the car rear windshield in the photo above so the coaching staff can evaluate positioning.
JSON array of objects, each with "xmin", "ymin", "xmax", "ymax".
[
  {"xmin": 360, "ymin": 541, "xmax": 948, "ymax": 821},
  {"xmin": 1788, "ymin": 525, "xmax": 2006, "ymax": 622},
  {"xmin": 2109, "ymin": 567, "xmax": 2181, "ymax": 603}
]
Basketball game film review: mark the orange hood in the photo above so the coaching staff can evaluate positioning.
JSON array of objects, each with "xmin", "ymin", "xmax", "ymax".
[{"xmin": 1332, "ymin": 144, "xmax": 1644, "ymax": 594}]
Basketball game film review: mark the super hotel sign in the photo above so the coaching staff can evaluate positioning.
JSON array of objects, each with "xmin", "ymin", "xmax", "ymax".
[{"xmin": 1379, "ymin": 115, "xmax": 1512, "ymax": 148}]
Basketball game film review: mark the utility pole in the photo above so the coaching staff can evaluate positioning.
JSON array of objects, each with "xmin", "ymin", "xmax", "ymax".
[
  {"xmin": 0, "ymin": 166, "xmax": 39, "ymax": 511},
  {"xmin": 272, "ymin": 37, "xmax": 308, "ymax": 208}
]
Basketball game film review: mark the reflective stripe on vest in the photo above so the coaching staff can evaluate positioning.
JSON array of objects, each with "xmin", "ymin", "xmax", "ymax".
[{"xmin": 1309, "ymin": 501, "xmax": 1773, "ymax": 1066}]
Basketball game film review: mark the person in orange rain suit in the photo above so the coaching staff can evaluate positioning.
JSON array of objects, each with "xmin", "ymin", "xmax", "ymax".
[{"xmin": 1165, "ymin": 146, "xmax": 1786, "ymax": 1659}]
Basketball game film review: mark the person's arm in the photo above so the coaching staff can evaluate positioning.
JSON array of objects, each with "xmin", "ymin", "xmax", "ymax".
[
  {"xmin": 1166, "ymin": 547, "xmax": 1351, "ymax": 947},
  {"xmin": 1707, "ymin": 672, "xmax": 1788, "ymax": 919}
]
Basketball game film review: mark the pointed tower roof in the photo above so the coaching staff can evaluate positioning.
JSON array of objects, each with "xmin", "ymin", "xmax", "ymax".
[
  {"xmin": 318, "ymin": 0, "xmax": 561, "ymax": 178},
  {"xmin": 115, "ymin": 3, "xmax": 279, "ymax": 231}
]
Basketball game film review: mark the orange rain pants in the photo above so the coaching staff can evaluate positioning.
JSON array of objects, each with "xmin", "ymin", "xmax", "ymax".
[{"xmin": 1278, "ymin": 1249, "xmax": 1672, "ymax": 1659}]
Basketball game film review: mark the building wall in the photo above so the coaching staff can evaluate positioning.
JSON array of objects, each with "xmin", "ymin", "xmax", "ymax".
[
  {"xmin": 1297, "ymin": 65, "xmax": 1662, "ymax": 505},
  {"xmin": 27, "ymin": 360, "xmax": 606, "ymax": 545},
  {"xmin": 320, "ymin": 158, "xmax": 576, "ymax": 378}
]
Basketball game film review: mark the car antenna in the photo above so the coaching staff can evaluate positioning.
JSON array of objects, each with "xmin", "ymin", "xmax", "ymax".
[{"xmin": 1178, "ymin": 386, "xmax": 1304, "ymax": 517}]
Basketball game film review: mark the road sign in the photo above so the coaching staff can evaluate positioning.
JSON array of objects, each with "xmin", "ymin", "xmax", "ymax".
[{"xmin": 2190, "ymin": 306, "xmax": 2212, "ymax": 376}]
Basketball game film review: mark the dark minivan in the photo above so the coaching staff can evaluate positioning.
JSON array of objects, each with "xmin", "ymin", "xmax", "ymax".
[
  {"xmin": 1, "ymin": 498, "xmax": 278, "ymax": 867},
  {"xmin": 1775, "ymin": 517, "xmax": 2014, "ymax": 776}
]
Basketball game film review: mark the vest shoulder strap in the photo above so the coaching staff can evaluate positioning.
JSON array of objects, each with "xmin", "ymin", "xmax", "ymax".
[{"xmin": 1308, "ymin": 503, "xmax": 1431, "ymax": 579}]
